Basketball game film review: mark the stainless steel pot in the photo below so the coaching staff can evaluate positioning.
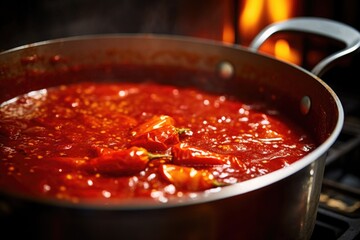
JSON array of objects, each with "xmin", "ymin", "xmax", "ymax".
[{"xmin": 0, "ymin": 17, "xmax": 359, "ymax": 240}]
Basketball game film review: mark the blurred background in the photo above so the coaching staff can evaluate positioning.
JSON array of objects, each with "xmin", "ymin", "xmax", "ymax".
[
  {"xmin": 1, "ymin": 0, "xmax": 359, "ymax": 116},
  {"xmin": 1, "ymin": 0, "xmax": 359, "ymax": 82},
  {"xmin": 1, "ymin": 0, "xmax": 359, "ymax": 48}
]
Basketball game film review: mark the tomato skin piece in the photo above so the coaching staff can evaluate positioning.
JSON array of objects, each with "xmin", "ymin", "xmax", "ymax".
[
  {"xmin": 131, "ymin": 115, "xmax": 175, "ymax": 137},
  {"xmin": 159, "ymin": 164, "xmax": 218, "ymax": 191},
  {"xmin": 129, "ymin": 124, "xmax": 180, "ymax": 151},
  {"xmin": 129, "ymin": 115, "xmax": 190, "ymax": 152},
  {"xmin": 85, "ymin": 146, "xmax": 151, "ymax": 175},
  {"xmin": 171, "ymin": 143, "xmax": 248, "ymax": 170},
  {"xmin": 171, "ymin": 143, "xmax": 227, "ymax": 166}
]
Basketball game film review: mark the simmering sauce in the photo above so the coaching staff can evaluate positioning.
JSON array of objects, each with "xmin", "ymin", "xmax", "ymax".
[{"xmin": 0, "ymin": 80, "xmax": 316, "ymax": 204}]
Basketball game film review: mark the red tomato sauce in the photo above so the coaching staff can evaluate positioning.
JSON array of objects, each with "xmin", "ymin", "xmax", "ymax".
[{"xmin": 0, "ymin": 81, "xmax": 316, "ymax": 204}]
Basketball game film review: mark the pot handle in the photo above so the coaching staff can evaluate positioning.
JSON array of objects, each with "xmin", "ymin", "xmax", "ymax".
[{"xmin": 249, "ymin": 17, "xmax": 360, "ymax": 77}]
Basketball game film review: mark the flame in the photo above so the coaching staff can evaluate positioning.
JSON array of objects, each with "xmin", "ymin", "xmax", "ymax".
[
  {"xmin": 267, "ymin": 0, "xmax": 292, "ymax": 22},
  {"xmin": 275, "ymin": 39, "xmax": 291, "ymax": 57},
  {"xmin": 222, "ymin": 23, "xmax": 235, "ymax": 43},
  {"xmin": 239, "ymin": 0, "xmax": 300, "ymax": 64},
  {"xmin": 274, "ymin": 39, "xmax": 301, "ymax": 64},
  {"xmin": 239, "ymin": 0, "xmax": 295, "ymax": 42},
  {"xmin": 239, "ymin": 0, "xmax": 265, "ymax": 37},
  {"xmin": 222, "ymin": 0, "xmax": 235, "ymax": 43}
]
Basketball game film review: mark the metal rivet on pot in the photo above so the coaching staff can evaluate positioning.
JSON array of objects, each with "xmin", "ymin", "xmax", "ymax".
[
  {"xmin": 217, "ymin": 61, "xmax": 234, "ymax": 79},
  {"xmin": 300, "ymin": 96, "xmax": 311, "ymax": 115}
]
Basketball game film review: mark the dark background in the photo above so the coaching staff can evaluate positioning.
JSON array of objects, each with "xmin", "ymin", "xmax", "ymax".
[
  {"xmin": 1, "ymin": 0, "xmax": 359, "ymax": 106},
  {"xmin": 0, "ymin": 0, "xmax": 216, "ymax": 51},
  {"xmin": 1, "ymin": 0, "xmax": 359, "ymax": 49}
]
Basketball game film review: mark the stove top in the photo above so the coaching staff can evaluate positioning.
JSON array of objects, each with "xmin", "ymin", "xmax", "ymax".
[{"xmin": 311, "ymin": 71, "xmax": 360, "ymax": 239}]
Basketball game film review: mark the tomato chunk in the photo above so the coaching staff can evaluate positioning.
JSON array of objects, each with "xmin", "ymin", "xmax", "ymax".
[{"xmin": 159, "ymin": 164, "xmax": 219, "ymax": 191}]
